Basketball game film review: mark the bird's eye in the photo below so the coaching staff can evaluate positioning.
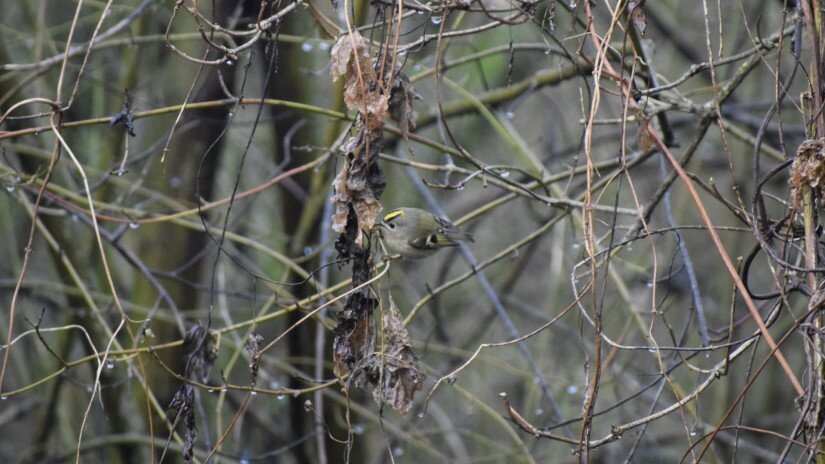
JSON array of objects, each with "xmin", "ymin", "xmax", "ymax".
[{"xmin": 388, "ymin": 223, "xmax": 396, "ymax": 229}]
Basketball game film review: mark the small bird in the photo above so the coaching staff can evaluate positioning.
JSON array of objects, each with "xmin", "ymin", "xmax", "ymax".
[{"xmin": 375, "ymin": 207, "xmax": 474, "ymax": 259}]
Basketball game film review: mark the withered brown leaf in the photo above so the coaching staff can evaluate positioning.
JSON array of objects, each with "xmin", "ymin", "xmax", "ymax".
[
  {"xmin": 790, "ymin": 138, "xmax": 825, "ymax": 209},
  {"xmin": 330, "ymin": 31, "xmax": 388, "ymax": 130},
  {"xmin": 372, "ymin": 298, "xmax": 427, "ymax": 415},
  {"xmin": 384, "ymin": 60, "xmax": 422, "ymax": 140}
]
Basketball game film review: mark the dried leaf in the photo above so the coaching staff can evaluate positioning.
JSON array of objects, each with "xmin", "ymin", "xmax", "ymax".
[
  {"xmin": 245, "ymin": 333, "xmax": 263, "ymax": 357},
  {"xmin": 330, "ymin": 32, "xmax": 388, "ymax": 130},
  {"xmin": 330, "ymin": 154, "xmax": 355, "ymax": 235},
  {"xmin": 183, "ymin": 323, "xmax": 219, "ymax": 383},
  {"xmin": 634, "ymin": 110, "xmax": 652, "ymax": 153},
  {"xmin": 169, "ymin": 384, "xmax": 197, "ymax": 464},
  {"xmin": 384, "ymin": 60, "xmax": 422, "ymax": 137},
  {"xmin": 791, "ymin": 138, "xmax": 825, "ymax": 209},
  {"xmin": 372, "ymin": 298, "xmax": 427, "ymax": 415},
  {"xmin": 329, "ymin": 32, "xmax": 362, "ymax": 82}
]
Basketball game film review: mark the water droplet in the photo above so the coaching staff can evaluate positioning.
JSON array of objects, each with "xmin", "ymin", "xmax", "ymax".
[
  {"xmin": 106, "ymin": 359, "xmax": 114, "ymax": 369},
  {"xmin": 5, "ymin": 185, "xmax": 14, "ymax": 193},
  {"xmin": 648, "ymin": 348, "xmax": 656, "ymax": 353},
  {"xmin": 398, "ymin": 50, "xmax": 407, "ymax": 57},
  {"xmin": 505, "ymin": 111, "xmax": 514, "ymax": 119},
  {"xmin": 277, "ymin": 394, "xmax": 286, "ymax": 400},
  {"xmin": 353, "ymin": 425, "xmax": 364, "ymax": 435},
  {"xmin": 646, "ymin": 281, "xmax": 653, "ymax": 288},
  {"xmin": 251, "ymin": 390, "xmax": 258, "ymax": 396},
  {"xmin": 129, "ymin": 222, "xmax": 140, "ymax": 230},
  {"xmin": 226, "ymin": 60, "xmax": 234, "ymax": 66},
  {"xmin": 417, "ymin": 412, "xmax": 424, "ymax": 418},
  {"xmin": 566, "ymin": 384, "xmax": 578, "ymax": 394},
  {"xmin": 535, "ymin": 408, "xmax": 544, "ymax": 415},
  {"xmin": 208, "ymin": 389, "xmax": 214, "ymax": 393},
  {"xmin": 302, "ymin": 42, "xmax": 314, "ymax": 52},
  {"xmin": 319, "ymin": 42, "xmax": 330, "ymax": 51},
  {"xmin": 500, "ymin": 171, "xmax": 510, "ymax": 177},
  {"xmin": 269, "ymin": 380, "xmax": 280, "ymax": 390},
  {"xmin": 689, "ymin": 429, "xmax": 697, "ymax": 437},
  {"xmin": 544, "ymin": 49, "xmax": 552, "ymax": 55},
  {"xmin": 221, "ymin": 388, "xmax": 228, "ymax": 393},
  {"xmin": 303, "ymin": 246, "xmax": 313, "ymax": 256},
  {"xmin": 228, "ymin": 111, "xmax": 234, "ymax": 117},
  {"xmin": 71, "ymin": 215, "xmax": 79, "ymax": 222},
  {"xmin": 572, "ymin": 243, "xmax": 580, "ymax": 250},
  {"xmin": 393, "ymin": 447, "xmax": 405, "ymax": 456},
  {"xmin": 416, "ymin": 9, "xmax": 424, "ymax": 14},
  {"xmin": 86, "ymin": 386, "xmax": 94, "ymax": 393},
  {"xmin": 0, "ymin": 396, "xmax": 7, "ymax": 400},
  {"xmin": 240, "ymin": 459, "xmax": 250, "ymax": 464},
  {"xmin": 431, "ymin": 17, "xmax": 442, "ymax": 25},
  {"xmin": 568, "ymin": 1, "xmax": 577, "ymax": 8}
]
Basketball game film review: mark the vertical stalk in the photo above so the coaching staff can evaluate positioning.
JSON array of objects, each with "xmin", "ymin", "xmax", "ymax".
[
  {"xmin": 803, "ymin": 1, "xmax": 824, "ymax": 460},
  {"xmin": 804, "ymin": 187, "xmax": 825, "ymax": 464}
]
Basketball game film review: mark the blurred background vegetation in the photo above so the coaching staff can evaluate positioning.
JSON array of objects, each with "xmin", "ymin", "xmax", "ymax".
[{"xmin": 1, "ymin": 0, "xmax": 822, "ymax": 462}]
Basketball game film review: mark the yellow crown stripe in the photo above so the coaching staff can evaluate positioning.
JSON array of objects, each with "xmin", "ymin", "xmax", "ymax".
[{"xmin": 383, "ymin": 209, "xmax": 405, "ymax": 221}]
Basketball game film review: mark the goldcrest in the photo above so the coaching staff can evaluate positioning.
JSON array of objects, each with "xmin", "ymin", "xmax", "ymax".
[{"xmin": 375, "ymin": 207, "xmax": 473, "ymax": 259}]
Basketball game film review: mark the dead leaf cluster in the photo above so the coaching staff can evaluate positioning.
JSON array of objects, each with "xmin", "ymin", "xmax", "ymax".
[
  {"xmin": 328, "ymin": 33, "xmax": 427, "ymax": 415},
  {"xmin": 168, "ymin": 384, "xmax": 197, "ymax": 464},
  {"xmin": 790, "ymin": 138, "xmax": 825, "ymax": 209},
  {"xmin": 333, "ymin": 294, "xmax": 426, "ymax": 415},
  {"xmin": 182, "ymin": 323, "xmax": 219, "ymax": 383},
  {"xmin": 384, "ymin": 59, "xmax": 422, "ymax": 142},
  {"xmin": 372, "ymin": 298, "xmax": 427, "ymax": 415},
  {"xmin": 330, "ymin": 130, "xmax": 386, "ymax": 239}
]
